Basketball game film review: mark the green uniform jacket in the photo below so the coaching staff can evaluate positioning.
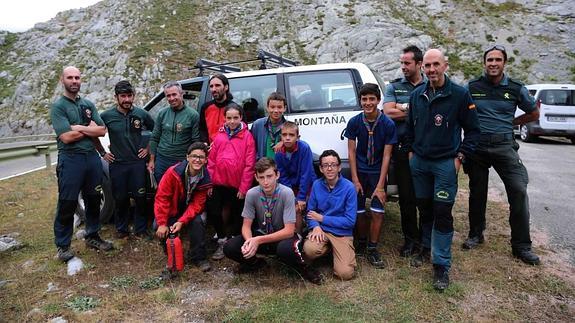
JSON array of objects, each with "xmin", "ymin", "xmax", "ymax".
[
  {"xmin": 100, "ymin": 106, "xmax": 155, "ymax": 163},
  {"xmin": 50, "ymin": 95, "xmax": 104, "ymax": 154},
  {"xmin": 149, "ymin": 104, "xmax": 200, "ymax": 160}
]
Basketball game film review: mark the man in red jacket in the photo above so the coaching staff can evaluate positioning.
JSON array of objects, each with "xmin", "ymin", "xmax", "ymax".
[
  {"xmin": 198, "ymin": 74, "xmax": 236, "ymax": 145},
  {"xmin": 154, "ymin": 142, "xmax": 212, "ymax": 272}
]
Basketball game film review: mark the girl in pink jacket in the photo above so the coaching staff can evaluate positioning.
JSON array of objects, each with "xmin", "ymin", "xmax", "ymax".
[{"xmin": 207, "ymin": 103, "xmax": 256, "ymax": 260}]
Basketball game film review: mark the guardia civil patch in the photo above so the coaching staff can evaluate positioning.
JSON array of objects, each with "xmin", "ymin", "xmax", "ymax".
[
  {"xmin": 176, "ymin": 123, "xmax": 183, "ymax": 132},
  {"xmin": 133, "ymin": 119, "xmax": 141, "ymax": 129},
  {"xmin": 434, "ymin": 114, "xmax": 444, "ymax": 126},
  {"xmin": 84, "ymin": 108, "xmax": 92, "ymax": 119}
]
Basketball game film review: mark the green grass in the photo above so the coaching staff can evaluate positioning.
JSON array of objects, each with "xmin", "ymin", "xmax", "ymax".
[{"xmin": 1, "ymin": 170, "xmax": 574, "ymax": 321}]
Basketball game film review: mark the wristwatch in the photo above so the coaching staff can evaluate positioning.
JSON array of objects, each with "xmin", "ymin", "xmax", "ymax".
[
  {"xmin": 99, "ymin": 150, "xmax": 107, "ymax": 157},
  {"xmin": 401, "ymin": 103, "xmax": 409, "ymax": 111}
]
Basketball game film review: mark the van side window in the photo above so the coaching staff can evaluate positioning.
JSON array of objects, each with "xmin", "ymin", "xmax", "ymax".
[
  {"xmin": 286, "ymin": 70, "xmax": 359, "ymax": 113},
  {"xmin": 229, "ymin": 74, "xmax": 277, "ymax": 123}
]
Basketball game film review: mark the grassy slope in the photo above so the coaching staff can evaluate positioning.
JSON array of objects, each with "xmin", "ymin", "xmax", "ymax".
[{"xmin": 0, "ymin": 170, "xmax": 573, "ymax": 321}]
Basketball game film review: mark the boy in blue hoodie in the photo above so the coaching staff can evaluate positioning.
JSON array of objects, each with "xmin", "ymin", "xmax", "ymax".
[
  {"xmin": 275, "ymin": 121, "xmax": 316, "ymax": 233},
  {"xmin": 302, "ymin": 150, "xmax": 358, "ymax": 280}
]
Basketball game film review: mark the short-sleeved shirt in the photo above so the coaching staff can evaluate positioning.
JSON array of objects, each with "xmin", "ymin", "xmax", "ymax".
[
  {"xmin": 242, "ymin": 183, "xmax": 296, "ymax": 233},
  {"xmin": 344, "ymin": 112, "xmax": 397, "ymax": 174},
  {"xmin": 383, "ymin": 75, "xmax": 426, "ymax": 143},
  {"xmin": 467, "ymin": 74, "xmax": 536, "ymax": 134},
  {"xmin": 100, "ymin": 106, "xmax": 155, "ymax": 163},
  {"xmin": 50, "ymin": 95, "xmax": 104, "ymax": 153}
]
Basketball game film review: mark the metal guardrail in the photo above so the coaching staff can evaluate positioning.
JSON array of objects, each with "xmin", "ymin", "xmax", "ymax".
[
  {"xmin": 0, "ymin": 133, "xmax": 56, "ymax": 144},
  {"xmin": 0, "ymin": 135, "xmax": 57, "ymax": 169}
]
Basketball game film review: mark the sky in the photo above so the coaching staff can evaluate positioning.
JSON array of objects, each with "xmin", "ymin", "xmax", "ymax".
[{"xmin": 0, "ymin": 0, "xmax": 101, "ymax": 32}]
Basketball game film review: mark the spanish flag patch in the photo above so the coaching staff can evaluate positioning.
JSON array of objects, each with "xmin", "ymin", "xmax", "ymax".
[{"xmin": 468, "ymin": 104, "xmax": 476, "ymax": 110}]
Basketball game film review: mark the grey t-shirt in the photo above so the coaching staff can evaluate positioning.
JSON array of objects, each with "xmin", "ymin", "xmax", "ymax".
[{"xmin": 242, "ymin": 183, "xmax": 296, "ymax": 233}]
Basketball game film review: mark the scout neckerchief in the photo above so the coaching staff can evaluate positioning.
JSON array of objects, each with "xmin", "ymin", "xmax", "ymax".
[
  {"xmin": 185, "ymin": 165, "xmax": 203, "ymax": 205},
  {"xmin": 259, "ymin": 185, "xmax": 280, "ymax": 234},
  {"xmin": 362, "ymin": 110, "xmax": 382, "ymax": 165},
  {"xmin": 224, "ymin": 122, "xmax": 243, "ymax": 139},
  {"xmin": 266, "ymin": 118, "xmax": 283, "ymax": 148}
]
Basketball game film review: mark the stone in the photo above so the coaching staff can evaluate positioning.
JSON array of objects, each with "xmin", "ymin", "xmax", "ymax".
[{"xmin": 67, "ymin": 257, "xmax": 84, "ymax": 276}]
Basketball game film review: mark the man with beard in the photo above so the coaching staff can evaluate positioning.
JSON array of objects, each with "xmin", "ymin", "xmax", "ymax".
[
  {"xmin": 463, "ymin": 45, "xmax": 540, "ymax": 265},
  {"xmin": 383, "ymin": 45, "xmax": 426, "ymax": 258},
  {"xmin": 50, "ymin": 66, "xmax": 113, "ymax": 262},
  {"xmin": 100, "ymin": 80, "xmax": 155, "ymax": 239},
  {"xmin": 148, "ymin": 81, "xmax": 200, "ymax": 182},
  {"xmin": 199, "ymin": 74, "xmax": 235, "ymax": 145}
]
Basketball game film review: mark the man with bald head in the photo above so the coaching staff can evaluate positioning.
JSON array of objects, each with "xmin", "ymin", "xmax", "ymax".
[
  {"xmin": 50, "ymin": 66, "xmax": 113, "ymax": 263},
  {"xmin": 404, "ymin": 49, "xmax": 480, "ymax": 291}
]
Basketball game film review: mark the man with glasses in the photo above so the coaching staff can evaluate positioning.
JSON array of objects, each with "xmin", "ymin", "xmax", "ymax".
[
  {"xmin": 302, "ymin": 150, "xmax": 358, "ymax": 280},
  {"xmin": 463, "ymin": 45, "xmax": 540, "ymax": 265},
  {"xmin": 148, "ymin": 81, "xmax": 201, "ymax": 182},
  {"xmin": 405, "ymin": 49, "xmax": 480, "ymax": 291},
  {"xmin": 383, "ymin": 45, "xmax": 426, "ymax": 257},
  {"xmin": 100, "ymin": 80, "xmax": 155, "ymax": 239}
]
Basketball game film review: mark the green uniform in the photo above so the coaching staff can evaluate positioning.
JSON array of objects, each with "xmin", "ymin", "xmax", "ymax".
[
  {"xmin": 100, "ymin": 106, "xmax": 155, "ymax": 163},
  {"xmin": 149, "ymin": 104, "xmax": 200, "ymax": 160},
  {"xmin": 50, "ymin": 95, "xmax": 104, "ymax": 153}
]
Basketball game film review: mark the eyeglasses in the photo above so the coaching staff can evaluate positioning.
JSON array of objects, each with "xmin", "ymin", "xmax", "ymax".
[
  {"xmin": 320, "ymin": 163, "xmax": 339, "ymax": 169},
  {"xmin": 188, "ymin": 154, "xmax": 206, "ymax": 161}
]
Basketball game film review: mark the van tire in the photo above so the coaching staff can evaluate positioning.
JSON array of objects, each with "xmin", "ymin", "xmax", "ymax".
[
  {"xmin": 75, "ymin": 174, "xmax": 115, "ymax": 224},
  {"xmin": 520, "ymin": 124, "xmax": 537, "ymax": 143}
]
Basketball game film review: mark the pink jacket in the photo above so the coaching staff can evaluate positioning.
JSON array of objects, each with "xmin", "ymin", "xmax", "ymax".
[{"xmin": 207, "ymin": 123, "xmax": 256, "ymax": 195}]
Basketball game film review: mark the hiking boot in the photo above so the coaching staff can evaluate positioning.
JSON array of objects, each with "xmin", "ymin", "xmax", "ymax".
[
  {"xmin": 238, "ymin": 258, "xmax": 267, "ymax": 274},
  {"xmin": 432, "ymin": 265, "xmax": 450, "ymax": 292},
  {"xmin": 160, "ymin": 268, "xmax": 178, "ymax": 280},
  {"xmin": 211, "ymin": 238, "xmax": 227, "ymax": 261},
  {"xmin": 194, "ymin": 259, "xmax": 211, "ymax": 272},
  {"xmin": 366, "ymin": 248, "xmax": 386, "ymax": 269},
  {"xmin": 399, "ymin": 240, "xmax": 417, "ymax": 258},
  {"xmin": 410, "ymin": 247, "xmax": 430, "ymax": 267},
  {"xmin": 355, "ymin": 240, "xmax": 367, "ymax": 257},
  {"xmin": 512, "ymin": 248, "xmax": 541, "ymax": 265},
  {"xmin": 115, "ymin": 231, "xmax": 130, "ymax": 239},
  {"xmin": 462, "ymin": 235, "xmax": 484, "ymax": 250},
  {"xmin": 57, "ymin": 247, "xmax": 74, "ymax": 263},
  {"xmin": 300, "ymin": 265, "xmax": 324, "ymax": 285},
  {"xmin": 85, "ymin": 234, "xmax": 114, "ymax": 251}
]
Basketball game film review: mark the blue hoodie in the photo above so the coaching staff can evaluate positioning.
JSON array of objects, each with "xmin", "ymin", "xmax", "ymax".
[{"xmin": 306, "ymin": 176, "xmax": 357, "ymax": 236}]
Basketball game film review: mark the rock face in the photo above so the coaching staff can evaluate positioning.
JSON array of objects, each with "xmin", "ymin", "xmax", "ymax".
[{"xmin": 0, "ymin": 0, "xmax": 573, "ymax": 137}]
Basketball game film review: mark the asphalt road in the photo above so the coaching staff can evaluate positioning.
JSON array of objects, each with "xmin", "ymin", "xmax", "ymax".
[
  {"xmin": 0, "ymin": 151, "xmax": 58, "ymax": 180},
  {"xmin": 487, "ymin": 137, "xmax": 575, "ymax": 264}
]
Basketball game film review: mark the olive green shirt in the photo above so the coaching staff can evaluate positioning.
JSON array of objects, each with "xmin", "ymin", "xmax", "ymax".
[
  {"xmin": 50, "ymin": 95, "xmax": 104, "ymax": 153},
  {"xmin": 149, "ymin": 104, "xmax": 200, "ymax": 160},
  {"xmin": 100, "ymin": 106, "xmax": 155, "ymax": 163}
]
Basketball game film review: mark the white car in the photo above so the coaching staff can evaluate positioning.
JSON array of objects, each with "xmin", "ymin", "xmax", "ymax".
[{"xmin": 515, "ymin": 84, "xmax": 575, "ymax": 144}]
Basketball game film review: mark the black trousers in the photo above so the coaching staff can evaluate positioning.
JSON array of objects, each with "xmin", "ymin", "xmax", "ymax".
[
  {"xmin": 223, "ymin": 232, "xmax": 304, "ymax": 268},
  {"xmin": 206, "ymin": 186, "xmax": 244, "ymax": 238},
  {"xmin": 392, "ymin": 147, "xmax": 420, "ymax": 243},
  {"xmin": 464, "ymin": 135, "xmax": 532, "ymax": 249}
]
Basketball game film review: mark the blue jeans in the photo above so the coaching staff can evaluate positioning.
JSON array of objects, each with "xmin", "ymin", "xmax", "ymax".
[{"xmin": 54, "ymin": 152, "xmax": 102, "ymax": 248}]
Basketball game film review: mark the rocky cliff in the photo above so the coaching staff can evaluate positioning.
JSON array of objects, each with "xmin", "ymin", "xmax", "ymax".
[{"xmin": 0, "ymin": 0, "xmax": 573, "ymax": 136}]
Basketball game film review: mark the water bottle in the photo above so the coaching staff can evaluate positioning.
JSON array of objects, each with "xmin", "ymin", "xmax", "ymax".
[{"xmin": 166, "ymin": 232, "xmax": 184, "ymax": 272}]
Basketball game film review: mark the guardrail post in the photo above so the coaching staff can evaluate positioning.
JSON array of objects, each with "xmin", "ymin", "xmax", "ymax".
[{"xmin": 36, "ymin": 146, "xmax": 51, "ymax": 170}]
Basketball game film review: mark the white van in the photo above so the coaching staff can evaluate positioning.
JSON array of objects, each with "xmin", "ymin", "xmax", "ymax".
[{"xmin": 515, "ymin": 84, "xmax": 575, "ymax": 144}]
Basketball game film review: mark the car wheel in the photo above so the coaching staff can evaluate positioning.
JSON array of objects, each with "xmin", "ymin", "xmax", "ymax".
[
  {"xmin": 520, "ymin": 124, "xmax": 537, "ymax": 143},
  {"xmin": 75, "ymin": 174, "xmax": 115, "ymax": 224}
]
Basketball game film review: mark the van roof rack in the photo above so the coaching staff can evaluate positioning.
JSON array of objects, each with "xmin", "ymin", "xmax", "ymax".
[{"xmin": 192, "ymin": 49, "xmax": 299, "ymax": 76}]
